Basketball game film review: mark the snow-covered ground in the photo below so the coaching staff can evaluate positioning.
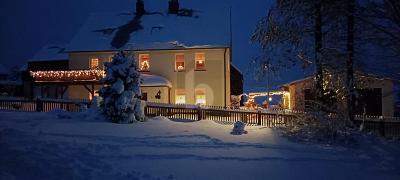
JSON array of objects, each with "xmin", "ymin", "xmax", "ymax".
[{"xmin": 0, "ymin": 111, "xmax": 399, "ymax": 180}]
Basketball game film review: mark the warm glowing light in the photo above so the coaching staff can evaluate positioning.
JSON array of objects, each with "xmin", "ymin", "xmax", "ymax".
[
  {"xmin": 139, "ymin": 54, "xmax": 150, "ymax": 71},
  {"xmin": 195, "ymin": 88, "xmax": 206, "ymax": 105},
  {"xmin": 175, "ymin": 54, "xmax": 185, "ymax": 71},
  {"xmin": 175, "ymin": 89, "xmax": 186, "ymax": 104},
  {"xmin": 195, "ymin": 52, "xmax": 205, "ymax": 70},
  {"xmin": 90, "ymin": 58, "xmax": 99, "ymax": 69},
  {"xmin": 30, "ymin": 70, "xmax": 104, "ymax": 82}
]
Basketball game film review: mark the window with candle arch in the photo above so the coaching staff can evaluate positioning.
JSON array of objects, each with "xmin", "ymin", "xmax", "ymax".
[{"xmin": 195, "ymin": 53, "xmax": 205, "ymax": 70}]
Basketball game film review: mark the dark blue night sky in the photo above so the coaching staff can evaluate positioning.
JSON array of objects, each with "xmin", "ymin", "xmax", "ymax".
[{"xmin": 0, "ymin": 0, "xmax": 305, "ymax": 92}]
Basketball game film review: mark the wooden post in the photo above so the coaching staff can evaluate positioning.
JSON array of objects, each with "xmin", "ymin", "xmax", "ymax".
[
  {"xmin": 36, "ymin": 98, "xmax": 43, "ymax": 112},
  {"xmin": 197, "ymin": 106, "xmax": 202, "ymax": 121},
  {"xmin": 257, "ymin": 111, "xmax": 262, "ymax": 126},
  {"xmin": 379, "ymin": 117, "xmax": 385, "ymax": 137}
]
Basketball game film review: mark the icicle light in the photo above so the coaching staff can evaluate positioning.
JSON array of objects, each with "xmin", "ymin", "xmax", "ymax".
[{"xmin": 30, "ymin": 70, "xmax": 105, "ymax": 82}]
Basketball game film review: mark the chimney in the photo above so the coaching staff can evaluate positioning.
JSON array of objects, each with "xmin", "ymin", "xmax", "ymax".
[
  {"xmin": 168, "ymin": 0, "xmax": 179, "ymax": 14},
  {"xmin": 136, "ymin": 0, "xmax": 145, "ymax": 16}
]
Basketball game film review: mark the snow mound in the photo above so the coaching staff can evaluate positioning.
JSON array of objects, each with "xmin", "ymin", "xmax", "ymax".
[{"xmin": 141, "ymin": 73, "xmax": 172, "ymax": 87}]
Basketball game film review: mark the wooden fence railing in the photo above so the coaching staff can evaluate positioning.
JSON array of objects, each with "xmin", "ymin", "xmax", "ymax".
[
  {"xmin": 0, "ymin": 98, "xmax": 89, "ymax": 112},
  {"xmin": 353, "ymin": 116, "xmax": 400, "ymax": 137},
  {"xmin": 145, "ymin": 104, "xmax": 297, "ymax": 127},
  {"xmin": 1, "ymin": 99, "xmax": 400, "ymax": 137}
]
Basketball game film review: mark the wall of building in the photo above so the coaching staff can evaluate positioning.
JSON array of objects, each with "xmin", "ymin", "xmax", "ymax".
[
  {"xmin": 362, "ymin": 78, "xmax": 394, "ymax": 116},
  {"xmin": 230, "ymin": 64, "xmax": 243, "ymax": 96},
  {"xmin": 141, "ymin": 86, "xmax": 170, "ymax": 103},
  {"xmin": 68, "ymin": 85, "xmax": 101, "ymax": 100},
  {"xmin": 68, "ymin": 48, "xmax": 231, "ymax": 106}
]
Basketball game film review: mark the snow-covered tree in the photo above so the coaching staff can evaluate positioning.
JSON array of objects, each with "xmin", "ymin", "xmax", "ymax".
[{"xmin": 99, "ymin": 50, "xmax": 145, "ymax": 123}]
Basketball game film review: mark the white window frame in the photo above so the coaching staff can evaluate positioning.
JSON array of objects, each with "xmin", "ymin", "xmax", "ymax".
[
  {"xmin": 139, "ymin": 54, "xmax": 150, "ymax": 71},
  {"xmin": 195, "ymin": 52, "xmax": 205, "ymax": 71},
  {"xmin": 175, "ymin": 53, "xmax": 185, "ymax": 72},
  {"xmin": 175, "ymin": 89, "xmax": 186, "ymax": 104},
  {"xmin": 195, "ymin": 88, "xmax": 206, "ymax": 105}
]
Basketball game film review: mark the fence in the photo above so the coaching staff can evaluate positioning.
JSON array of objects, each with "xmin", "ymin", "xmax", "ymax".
[
  {"xmin": 0, "ymin": 98, "xmax": 89, "ymax": 112},
  {"xmin": 145, "ymin": 103, "xmax": 297, "ymax": 127},
  {"xmin": 1, "ymin": 98, "xmax": 400, "ymax": 137},
  {"xmin": 353, "ymin": 115, "xmax": 400, "ymax": 137}
]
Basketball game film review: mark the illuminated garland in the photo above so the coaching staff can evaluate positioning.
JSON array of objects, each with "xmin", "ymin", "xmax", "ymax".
[{"xmin": 30, "ymin": 70, "xmax": 105, "ymax": 82}]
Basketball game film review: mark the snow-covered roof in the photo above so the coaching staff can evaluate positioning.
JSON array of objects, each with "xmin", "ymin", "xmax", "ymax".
[
  {"xmin": 66, "ymin": 2, "xmax": 230, "ymax": 52},
  {"xmin": 141, "ymin": 73, "xmax": 172, "ymax": 88},
  {"xmin": 0, "ymin": 64, "xmax": 7, "ymax": 74},
  {"xmin": 29, "ymin": 44, "xmax": 68, "ymax": 62},
  {"xmin": 281, "ymin": 71, "xmax": 396, "ymax": 87}
]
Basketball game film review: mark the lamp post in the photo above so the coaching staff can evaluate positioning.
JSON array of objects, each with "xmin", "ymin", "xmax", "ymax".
[{"xmin": 264, "ymin": 61, "xmax": 270, "ymax": 109}]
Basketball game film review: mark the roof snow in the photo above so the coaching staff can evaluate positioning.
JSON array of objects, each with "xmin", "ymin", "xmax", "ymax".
[
  {"xmin": 29, "ymin": 44, "xmax": 68, "ymax": 62},
  {"xmin": 66, "ymin": 2, "xmax": 230, "ymax": 52},
  {"xmin": 141, "ymin": 73, "xmax": 172, "ymax": 88}
]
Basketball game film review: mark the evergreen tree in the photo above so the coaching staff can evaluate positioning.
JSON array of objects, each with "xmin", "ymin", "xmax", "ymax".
[{"xmin": 99, "ymin": 50, "xmax": 145, "ymax": 123}]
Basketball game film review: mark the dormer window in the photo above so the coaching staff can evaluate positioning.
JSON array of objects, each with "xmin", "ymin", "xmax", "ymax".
[
  {"xmin": 195, "ymin": 53, "xmax": 205, "ymax": 70},
  {"xmin": 139, "ymin": 54, "xmax": 150, "ymax": 71},
  {"xmin": 175, "ymin": 54, "xmax": 185, "ymax": 71},
  {"xmin": 90, "ymin": 57, "xmax": 99, "ymax": 69}
]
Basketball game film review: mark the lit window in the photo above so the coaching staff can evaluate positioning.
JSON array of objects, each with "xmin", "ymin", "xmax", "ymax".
[
  {"xmin": 195, "ymin": 53, "xmax": 205, "ymax": 70},
  {"xmin": 175, "ymin": 89, "xmax": 186, "ymax": 104},
  {"xmin": 139, "ymin": 54, "xmax": 150, "ymax": 71},
  {"xmin": 195, "ymin": 88, "xmax": 206, "ymax": 105},
  {"xmin": 175, "ymin": 54, "xmax": 185, "ymax": 71},
  {"xmin": 90, "ymin": 58, "xmax": 99, "ymax": 69}
]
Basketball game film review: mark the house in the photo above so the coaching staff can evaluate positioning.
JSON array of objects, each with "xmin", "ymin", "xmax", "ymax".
[
  {"xmin": 281, "ymin": 72, "xmax": 396, "ymax": 116},
  {"xmin": 26, "ymin": 0, "xmax": 243, "ymax": 107},
  {"xmin": 23, "ymin": 44, "xmax": 69, "ymax": 99}
]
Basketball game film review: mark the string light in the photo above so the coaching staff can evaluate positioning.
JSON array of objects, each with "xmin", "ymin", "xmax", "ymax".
[{"xmin": 30, "ymin": 70, "xmax": 105, "ymax": 82}]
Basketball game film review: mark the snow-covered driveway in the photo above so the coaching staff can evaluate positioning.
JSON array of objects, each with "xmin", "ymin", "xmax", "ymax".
[{"xmin": 0, "ymin": 111, "xmax": 399, "ymax": 180}]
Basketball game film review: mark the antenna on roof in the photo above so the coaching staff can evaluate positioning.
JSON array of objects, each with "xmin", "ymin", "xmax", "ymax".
[
  {"xmin": 229, "ymin": 5, "xmax": 233, "ymax": 62},
  {"xmin": 168, "ymin": 0, "xmax": 179, "ymax": 14},
  {"xmin": 136, "ymin": 0, "xmax": 145, "ymax": 16}
]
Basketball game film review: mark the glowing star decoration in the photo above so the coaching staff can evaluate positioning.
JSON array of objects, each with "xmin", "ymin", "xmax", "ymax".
[
  {"xmin": 30, "ymin": 70, "xmax": 105, "ymax": 82},
  {"xmin": 140, "ymin": 60, "xmax": 149, "ymax": 71}
]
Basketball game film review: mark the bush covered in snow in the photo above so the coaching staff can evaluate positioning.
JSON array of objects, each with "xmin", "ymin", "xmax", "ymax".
[
  {"xmin": 280, "ymin": 103, "xmax": 356, "ymax": 145},
  {"xmin": 99, "ymin": 50, "xmax": 146, "ymax": 123},
  {"xmin": 231, "ymin": 121, "xmax": 248, "ymax": 135}
]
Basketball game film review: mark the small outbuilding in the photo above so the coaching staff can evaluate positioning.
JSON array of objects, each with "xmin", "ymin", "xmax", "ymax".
[{"xmin": 281, "ymin": 72, "xmax": 396, "ymax": 116}]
